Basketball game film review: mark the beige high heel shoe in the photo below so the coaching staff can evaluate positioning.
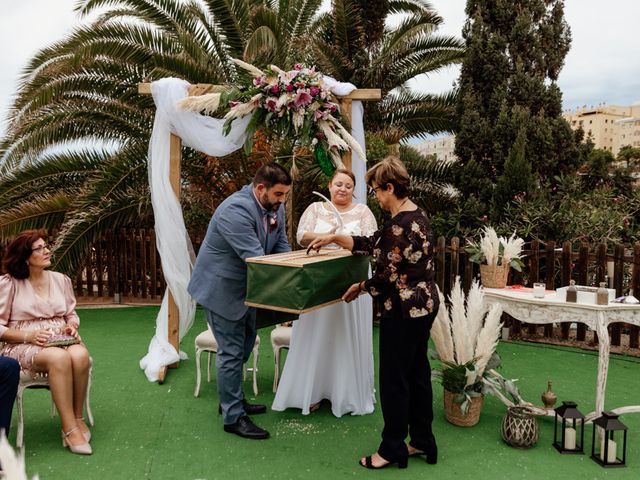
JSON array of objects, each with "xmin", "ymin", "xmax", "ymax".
[
  {"xmin": 77, "ymin": 417, "xmax": 91, "ymax": 442},
  {"xmin": 62, "ymin": 427, "xmax": 92, "ymax": 455}
]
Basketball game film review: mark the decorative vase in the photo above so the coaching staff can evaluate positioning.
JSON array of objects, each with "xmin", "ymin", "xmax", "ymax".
[
  {"xmin": 541, "ymin": 381, "xmax": 558, "ymax": 409},
  {"xmin": 443, "ymin": 389, "xmax": 483, "ymax": 427},
  {"xmin": 479, "ymin": 263, "xmax": 510, "ymax": 289},
  {"xmin": 501, "ymin": 406, "xmax": 539, "ymax": 448}
]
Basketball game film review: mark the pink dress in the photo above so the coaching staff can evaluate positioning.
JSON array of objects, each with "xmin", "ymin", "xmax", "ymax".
[{"xmin": 0, "ymin": 271, "xmax": 80, "ymax": 370}]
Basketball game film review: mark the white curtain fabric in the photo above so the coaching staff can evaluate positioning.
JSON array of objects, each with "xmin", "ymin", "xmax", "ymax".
[{"xmin": 140, "ymin": 76, "xmax": 366, "ymax": 381}]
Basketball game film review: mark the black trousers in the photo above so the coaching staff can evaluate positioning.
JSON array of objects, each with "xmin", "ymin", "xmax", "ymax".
[
  {"xmin": 0, "ymin": 356, "xmax": 20, "ymax": 437},
  {"xmin": 377, "ymin": 312, "xmax": 437, "ymax": 462}
]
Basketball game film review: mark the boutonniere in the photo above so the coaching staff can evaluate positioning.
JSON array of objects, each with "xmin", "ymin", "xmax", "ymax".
[{"xmin": 268, "ymin": 213, "xmax": 278, "ymax": 232}]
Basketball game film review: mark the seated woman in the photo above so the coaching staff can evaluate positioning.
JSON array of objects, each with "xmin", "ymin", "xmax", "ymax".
[{"xmin": 0, "ymin": 230, "xmax": 92, "ymax": 455}]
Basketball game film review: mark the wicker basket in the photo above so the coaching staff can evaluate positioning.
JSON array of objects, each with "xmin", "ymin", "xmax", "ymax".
[
  {"xmin": 501, "ymin": 406, "xmax": 539, "ymax": 448},
  {"xmin": 480, "ymin": 263, "xmax": 510, "ymax": 289},
  {"xmin": 443, "ymin": 389, "xmax": 483, "ymax": 427}
]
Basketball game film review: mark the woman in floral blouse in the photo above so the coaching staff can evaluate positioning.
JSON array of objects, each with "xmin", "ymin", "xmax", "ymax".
[{"xmin": 309, "ymin": 155, "xmax": 439, "ymax": 470}]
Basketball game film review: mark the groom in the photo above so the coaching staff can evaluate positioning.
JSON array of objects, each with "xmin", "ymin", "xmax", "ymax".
[{"xmin": 189, "ymin": 163, "xmax": 292, "ymax": 439}]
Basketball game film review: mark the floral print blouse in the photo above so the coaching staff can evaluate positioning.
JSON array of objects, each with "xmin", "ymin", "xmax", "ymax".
[{"xmin": 352, "ymin": 208, "xmax": 438, "ymax": 320}]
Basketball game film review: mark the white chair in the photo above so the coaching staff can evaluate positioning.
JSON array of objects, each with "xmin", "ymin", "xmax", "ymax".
[
  {"xmin": 16, "ymin": 361, "xmax": 94, "ymax": 448},
  {"xmin": 270, "ymin": 324, "xmax": 292, "ymax": 392},
  {"xmin": 194, "ymin": 326, "xmax": 260, "ymax": 398}
]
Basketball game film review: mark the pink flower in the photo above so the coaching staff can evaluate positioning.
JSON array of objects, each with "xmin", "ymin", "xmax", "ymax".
[
  {"xmin": 253, "ymin": 76, "xmax": 265, "ymax": 87},
  {"xmin": 285, "ymin": 84, "xmax": 294, "ymax": 92},
  {"xmin": 270, "ymin": 85, "xmax": 280, "ymax": 94},
  {"xmin": 294, "ymin": 63, "xmax": 303, "ymax": 70},
  {"xmin": 265, "ymin": 96, "xmax": 279, "ymax": 112},
  {"xmin": 309, "ymin": 86, "xmax": 320, "ymax": 97},
  {"xmin": 294, "ymin": 90, "xmax": 312, "ymax": 108},
  {"xmin": 314, "ymin": 109, "xmax": 329, "ymax": 121}
]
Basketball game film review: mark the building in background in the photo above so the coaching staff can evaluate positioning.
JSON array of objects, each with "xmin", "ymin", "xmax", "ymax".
[
  {"xmin": 413, "ymin": 102, "xmax": 640, "ymax": 162},
  {"xmin": 413, "ymin": 134, "xmax": 457, "ymax": 163},
  {"xmin": 562, "ymin": 102, "xmax": 640, "ymax": 156}
]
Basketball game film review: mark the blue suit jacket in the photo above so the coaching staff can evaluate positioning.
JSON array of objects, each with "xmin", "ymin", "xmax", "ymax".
[{"xmin": 188, "ymin": 184, "xmax": 291, "ymax": 320}]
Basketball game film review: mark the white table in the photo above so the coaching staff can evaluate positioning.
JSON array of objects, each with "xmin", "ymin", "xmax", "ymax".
[{"xmin": 484, "ymin": 288, "xmax": 640, "ymax": 421}]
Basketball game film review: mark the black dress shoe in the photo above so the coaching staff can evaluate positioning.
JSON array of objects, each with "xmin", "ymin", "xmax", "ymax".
[
  {"xmin": 218, "ymin": 399, "xmax": 267, "ymax": 415},
  {"xmin": 223, "ymin": 416, "xmax": 270, "ymax": 439}
]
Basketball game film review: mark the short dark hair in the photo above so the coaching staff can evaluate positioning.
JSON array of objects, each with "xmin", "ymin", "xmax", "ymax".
[
  {"xmin": 2, "ymin": 230, "xmax": 47, "ymax": 279},
  {"xmin": 365, "ymin": 155, "xmax": 410, "ymax": 199},
  {"xmin": 253, "ymin": 163, "xmax": 292, "ymax": 189}
]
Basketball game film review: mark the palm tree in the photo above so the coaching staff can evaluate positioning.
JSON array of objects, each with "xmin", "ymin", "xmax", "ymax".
[
  {"xmin": 0, "ymin": 0, "xmax": 462, "ymax": 273},
  {"xmin": 0, "ymin": 0, "xmax": 323, "ymax": 273},
  {"xmin": 311, "ymin": 0, "xmax": 465, "ymax": 138}
]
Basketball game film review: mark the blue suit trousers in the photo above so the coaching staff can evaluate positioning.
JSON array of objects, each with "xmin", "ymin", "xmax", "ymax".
[
  {"xmin": 205, "ymin": 309, "xmax": 257, "ymax": 424},
  {"xmin": 0, "ymin": 356, "xmax": 20, "ymax": 437}
]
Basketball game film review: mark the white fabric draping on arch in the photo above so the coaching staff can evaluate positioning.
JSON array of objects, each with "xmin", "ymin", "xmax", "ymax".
[{"xmin": 140, "ymin": 76, "xmax": 366, "ymax": 381}]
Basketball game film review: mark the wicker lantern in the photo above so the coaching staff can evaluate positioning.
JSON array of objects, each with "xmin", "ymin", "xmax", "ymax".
[
  {"xmin": 553, "ymin": 401, "xmax": 585, "ymax": 454},
  {"xmin": 591, "ymin": 412, "xmax": 628, "ymax": 468},
  {"xmin": 501, "ymin": 406, "xmax": 539, "ymax": 448}
]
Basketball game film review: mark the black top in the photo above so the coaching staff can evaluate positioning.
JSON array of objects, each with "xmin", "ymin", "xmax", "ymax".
[{"xmin": 352, "ymin": 208, "xmax": 438, "ymax": 320}]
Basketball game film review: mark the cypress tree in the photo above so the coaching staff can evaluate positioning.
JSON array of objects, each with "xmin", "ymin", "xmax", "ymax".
[{"xmin": 453, "ymin": 0, "xmax": 580, "ymax": 224}]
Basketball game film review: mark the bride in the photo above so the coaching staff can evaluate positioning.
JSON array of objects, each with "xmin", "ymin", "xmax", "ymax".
[{"xmin": 272, "ymin": 169, "xmax": 377, "ymax": 416}]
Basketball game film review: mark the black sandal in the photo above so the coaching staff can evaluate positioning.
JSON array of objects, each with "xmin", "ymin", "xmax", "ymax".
[{"xmin": 408, "ymin": 446, "xmax": 437, "ymax": 464}]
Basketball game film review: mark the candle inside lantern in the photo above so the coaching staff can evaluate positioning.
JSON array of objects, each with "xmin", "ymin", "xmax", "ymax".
[
  {"xmin": 607, "ymin": 440, "xmax": 617, "ymax": 463},
  {"xmin": 564, "ymin": 427, "xmax": 576, "ymax": 450},
  {"xmin": 533, "ymin": 282, "xmax": 546, "ymax": 298}
]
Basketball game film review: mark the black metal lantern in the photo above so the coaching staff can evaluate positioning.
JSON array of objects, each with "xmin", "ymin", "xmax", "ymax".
[
  {"xmin": 591, "ymin": 411, "xmax": 628, "ymax": 468},
  {"xmin": 553, "ymin": 401, "xmax": 585, "ymax": 454}
]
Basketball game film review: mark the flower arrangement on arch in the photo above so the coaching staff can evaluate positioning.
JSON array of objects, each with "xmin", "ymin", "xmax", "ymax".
[{"xmin": 178, "ymin": 59, "xmax": 366, "ymax": 176}]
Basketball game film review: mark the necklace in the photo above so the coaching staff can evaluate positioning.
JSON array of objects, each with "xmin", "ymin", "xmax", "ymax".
[{"xmin": 392, "ymin": 198, "xmax": 410, "ymax": 216}]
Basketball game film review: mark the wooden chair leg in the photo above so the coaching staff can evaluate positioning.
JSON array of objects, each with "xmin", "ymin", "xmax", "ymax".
[
  {"xmin": 16, "ymin": 386, "xmax": 25, "ymax": 448},
  {"xmin": 194, "ymin": 348, "xmax": 203, "ymax": 397},
  {"xmin": 86, "ymin": 366, "xmax": 94, "ymax": 426},
  {"xmin": 252, "ymin": 346, "xmax": 259, "ymax": 397},
  {"xmin": 206, "ymin": 351, "xmax": 213, "ymax": 383},
  {"xmin": 272, "ymin": 347, "xmax": 281, "ymax": 393}
]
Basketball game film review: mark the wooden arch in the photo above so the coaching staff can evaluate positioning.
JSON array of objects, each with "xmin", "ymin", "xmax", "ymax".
[{"xmin": 139, "ymin": 81, "xmax": 381, "ymax": 382}]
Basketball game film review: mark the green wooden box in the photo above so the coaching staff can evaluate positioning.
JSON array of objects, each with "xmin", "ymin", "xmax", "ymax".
[{"xmin": 246, "ymin": 249, "xmax": 370, "ymax": 319}]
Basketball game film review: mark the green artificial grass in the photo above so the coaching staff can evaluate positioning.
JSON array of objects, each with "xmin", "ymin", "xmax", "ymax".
[{"xmin": 13, "ymin": 306, "xmax": 640, "ymax": 479}]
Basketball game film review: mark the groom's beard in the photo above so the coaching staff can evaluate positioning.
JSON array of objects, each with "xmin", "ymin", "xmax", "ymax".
[{"xmin": 260, "ymin": 192, "xmax": 282, "ymax": 212}]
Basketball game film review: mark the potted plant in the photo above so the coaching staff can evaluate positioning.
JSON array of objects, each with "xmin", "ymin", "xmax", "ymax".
[
  {"xmin": 465, "ymin": 227, "xmax": 525, "ymax": 289},
  {"xmin": 431, "ymin": 277, "xmax": 504, "ymax": 426}
]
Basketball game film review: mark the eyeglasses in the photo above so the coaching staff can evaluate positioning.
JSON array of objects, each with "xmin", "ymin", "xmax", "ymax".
[
  {"xmin": 368, "ymin": 185, "xmax": 385, "ymax": 197},
  {"xmin": 31, "ymin": 244, "xmax": 51, "ymax": 254}
]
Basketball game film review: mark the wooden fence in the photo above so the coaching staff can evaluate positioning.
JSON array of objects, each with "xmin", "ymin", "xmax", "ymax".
[{"xmin": 3, "ymin": 231, "xmax": 640, "ymax": 354}]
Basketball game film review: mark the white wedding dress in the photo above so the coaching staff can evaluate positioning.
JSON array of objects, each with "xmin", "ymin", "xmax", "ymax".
[{"xmin": 272, "ymin": 202, "xmax": 378, "ymax": 416}]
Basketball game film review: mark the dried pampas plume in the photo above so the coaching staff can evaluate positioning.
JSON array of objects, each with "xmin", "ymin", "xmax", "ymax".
[
  {"xmin": 449, "ymin": 278, "xmax": 473, "ymax": 364},
  {"xmin": 177, "ymin": 92, "xmax": 222, "ymax": 114},
  {"xmin": 466, "ymin": 279, "xmax": 487, "ymax": 351},
  {"xmin": 0, "ymin": 434, "xmax": 39, "ymax": 480},
  {"xmin": 231, "ymin": 58, "xmax": 265, "ymax": 77},
  {"xmin": 474, "ymin": 303, "xmax": 503, "ymax": 377},
  {"xmin": 431, "ymin": 288, "xmax": 454, "ymax": 362}
]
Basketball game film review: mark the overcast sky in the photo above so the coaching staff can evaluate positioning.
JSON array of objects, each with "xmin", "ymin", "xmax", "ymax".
[{"xmin": 1, "ymin": 0, "xmax": 639, "ymax": 137}]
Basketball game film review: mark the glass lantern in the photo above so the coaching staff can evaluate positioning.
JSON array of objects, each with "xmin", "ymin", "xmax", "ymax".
[
  {"xmin": 553, "ymin": 401, "xmax": 585, "ymax": 454},
  {"xmin": 591, "ymin": 411, "xmax": 628, "ymax": 468}
]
